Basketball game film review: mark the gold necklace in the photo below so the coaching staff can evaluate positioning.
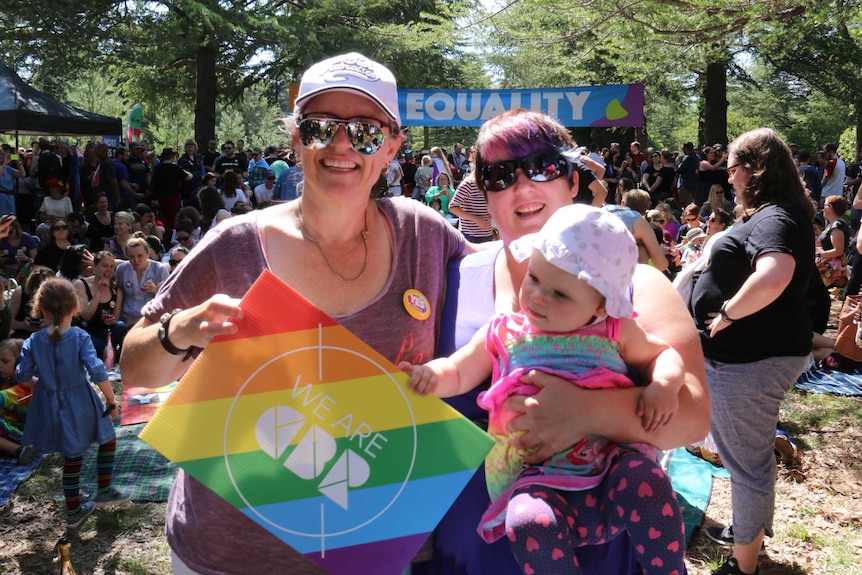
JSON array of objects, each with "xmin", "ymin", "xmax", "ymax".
[{"xmin": 298, "ymin": 206, "xmax": 369, "ymax": 282}]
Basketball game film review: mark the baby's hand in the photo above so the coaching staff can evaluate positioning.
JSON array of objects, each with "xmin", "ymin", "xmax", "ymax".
[
  {"xmin": 637, "ymin": 381, "xmax": 679, "ymax": 433},
  {"xmin": 397, "ymin": 361, "xmax": 438, "ymax": 396}
]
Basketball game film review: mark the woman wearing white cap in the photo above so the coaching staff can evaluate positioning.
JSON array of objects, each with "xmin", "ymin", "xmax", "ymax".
[
  {"xmin": 421, "ymin": 109, "xmax": 708, "ymax": 575},
  {"xmin": 402, "ymin": 204, "xmax": 687, "ymax": 575},
  {"xmin": 120, "ymin": 53, "xmax": 471, "ymax": 574}
]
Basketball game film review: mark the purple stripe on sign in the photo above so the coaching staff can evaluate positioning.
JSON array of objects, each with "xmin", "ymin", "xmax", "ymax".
[{"xmin": 307, "ymin": 531, "xmax": 431, "ymax": 575}]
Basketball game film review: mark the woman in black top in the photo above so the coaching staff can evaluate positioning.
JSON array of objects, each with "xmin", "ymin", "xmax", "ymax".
[
  {"xmin": 690, "ymin": 128, "xmax": 814, "ymax": 575},
  {"xmin": 73, "ymin": 250, "xmax": 126, "ymax": 358},
  {"xmin": 87, "ymin": 193, "xmax": 115, "ymax": 239},
  {"xmin": 8, "ymin": 266, "xmax": 53, "ymax": 338},
  {"xmin": 33, "ymin": 218, "xmax": 71, "ymax": 272}
]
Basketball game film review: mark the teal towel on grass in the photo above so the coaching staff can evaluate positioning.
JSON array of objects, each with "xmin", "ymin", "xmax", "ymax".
[{"xmin": 667, "ymin": 447, "xmax": 723, "ymax": 545}]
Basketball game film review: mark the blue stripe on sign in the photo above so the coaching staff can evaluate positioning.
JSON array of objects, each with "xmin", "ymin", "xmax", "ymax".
[{"xmin": 241, "ymin": 469, "xmax": 477, "ymax": 553}]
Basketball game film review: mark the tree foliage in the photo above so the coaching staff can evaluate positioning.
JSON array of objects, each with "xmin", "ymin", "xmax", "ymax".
[
  {"xmin": 473, "ymin": 0, "xmax": 862, "ymax": 149},
  {"xmin": 0, "ymin": 0, "xmax": 482, "ymax": 148}
]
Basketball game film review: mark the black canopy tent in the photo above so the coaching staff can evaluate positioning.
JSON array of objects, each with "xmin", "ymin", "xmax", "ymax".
[{"xmin": 0, "ymin": 63, "xmax": 121, "ymax": 138}]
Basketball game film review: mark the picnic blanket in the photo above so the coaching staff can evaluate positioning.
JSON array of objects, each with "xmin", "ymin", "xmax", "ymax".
[
  {"xmin": 120, "ymin": 382, "xmax": 177, "ymax": 425},
  {"xmin": 77, "ymin": 422, "xmax": 176, "ymax": 502},
  {"xmin": 795, "ymin": 366, "xmax": 862, "ymax": 396},
  {"xmin": 0, "ymin": 453, "xmax": 46, "ymax": 508},
  {"xmin": 667, "ymin": 446, "xmax": 721, "ymax": 545}
]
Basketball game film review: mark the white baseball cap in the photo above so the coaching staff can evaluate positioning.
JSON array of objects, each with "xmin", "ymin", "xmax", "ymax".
[
  {"xmin": 509, "ymin": 204, "xmax": 638, "ymax": 318},
  {"xmin": 294, "ymin": 52, "xmax": 401, "ymax": 128}
]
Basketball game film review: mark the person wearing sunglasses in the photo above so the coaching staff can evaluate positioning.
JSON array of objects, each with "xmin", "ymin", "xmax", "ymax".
[
  {"xmin": 162, "ymin": 221, "xmax": 196, "ymax": 264},
  {"xmin": 705, "ymin": 207, "xmax": 732, "ymax": 237},
  {"xmin": 34, "ymin": 218, "xmax": 72, "ymax": 272},
  {"xmin": 692, "ymin": 128, "xmax": 814, "ymax": 575},
  {"xmin": 696, "ymin": 145, "xmax": 729, "ymax": 206},
  {"xmin": 421, "ymin": 109, "xmax": 708, "ymax": 575},
  {"xmin": 676, "ymin": 202, "xmax": 702, "ymax": 243},
  {"xmin": 212, "ymin": 140, "xmax": 246, "ymax": 179},
  {"xmin": 120, "ymin": 52, "xmax": 473, "ymax": 575},
  {"xmin": 166, "ymin": 246, "xmax": 189, "ymax": 272}
]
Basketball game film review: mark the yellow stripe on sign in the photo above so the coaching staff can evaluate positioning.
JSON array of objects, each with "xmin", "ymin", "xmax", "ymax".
[
  {"xmin": 143, "ymin": 374, "xmax": 466, "ymax": 462},
  {"xmin": 140, "ymin": 399, "xmax": 233, "ymax": 462}
]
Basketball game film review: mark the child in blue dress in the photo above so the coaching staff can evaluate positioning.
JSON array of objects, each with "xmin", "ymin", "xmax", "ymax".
[
  {"xmin": 401, "ymin": 204, "xmax": 687, "ymax": 575},
  {"xmin": 18, "ymin": 277, "xmax": 130, "ymax": 528}
]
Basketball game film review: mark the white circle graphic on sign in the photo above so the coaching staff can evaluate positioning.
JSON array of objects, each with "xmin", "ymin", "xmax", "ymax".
[{"xmin": 223, "ymin": 340, "xmax": 417, "ymax": 540}]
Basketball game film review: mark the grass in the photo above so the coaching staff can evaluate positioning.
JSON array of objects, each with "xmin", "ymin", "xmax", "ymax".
[
  {"xmin": 686, "ymin": 387, "xmax": 862, "ymax": 575},
  {"xmin": 3, "ymin": 383, "xmax": 862, "ymax": 573}
]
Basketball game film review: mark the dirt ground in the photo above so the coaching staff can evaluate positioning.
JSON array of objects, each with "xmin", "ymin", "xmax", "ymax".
[
  {"xmin": 685, "ymin": 301, "xmax": 862, "ymax": 575},
  {"xmin": 2, "ymin": 304, "xmax": 862, "ymax": 574}
]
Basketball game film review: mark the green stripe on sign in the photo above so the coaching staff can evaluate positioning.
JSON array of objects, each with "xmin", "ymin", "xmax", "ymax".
[{"xmin": 179, "ymin": 418, "xmax": 491, "ymax": 508}]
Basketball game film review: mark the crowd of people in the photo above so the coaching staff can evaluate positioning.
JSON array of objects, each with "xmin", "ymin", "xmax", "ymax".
[{"xmin": 0, "ymin": 49, "xmax": 857, "ymax": 575}]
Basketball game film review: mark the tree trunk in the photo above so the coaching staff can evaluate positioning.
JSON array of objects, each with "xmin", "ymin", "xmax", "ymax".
[
  {"xmin": 703, "ymin": 59, "xmax": 728, "ymax": 146},
  {"xmin": 194, "ymin": 43, "xmax": 217, "ymax": 149}
]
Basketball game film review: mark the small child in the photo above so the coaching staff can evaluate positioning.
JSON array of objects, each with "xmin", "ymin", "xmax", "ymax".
[
  {"xmin": 429, "ymin": 197, "xmax": 445, "ymax": 216},
  {"xmin": 0, "ymin": 338, "xmax": 33, "ymax": 464},
  {"xmin": 17, "ymin": 277, "xmax": 130, "ymax": 529},
  {"xmin": 35, "ymin": 179, "xmax": 74, "ymax": 243},
  {"xmin": 401, "ymin": 204, "xmax": 686, "ymax": 574}
]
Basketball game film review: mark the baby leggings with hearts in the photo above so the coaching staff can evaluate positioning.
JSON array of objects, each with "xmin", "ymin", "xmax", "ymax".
[{"xmin": 505, "ymin": 452, "xmax": 685, "ymax": 575}]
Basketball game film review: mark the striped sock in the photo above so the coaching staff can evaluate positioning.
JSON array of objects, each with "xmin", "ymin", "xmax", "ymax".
[
  {"xmin": 63, "ymin": 457, "xmax": 83, "ymax": 514},
  {"xmin": 96, "ymin": 439, "xmax": 116, "ymax": 493}
]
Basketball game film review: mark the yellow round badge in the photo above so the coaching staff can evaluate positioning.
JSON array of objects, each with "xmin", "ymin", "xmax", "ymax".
[{"xmin": 402, "ymin": 289, "xmax": 431, "ymax": 321}]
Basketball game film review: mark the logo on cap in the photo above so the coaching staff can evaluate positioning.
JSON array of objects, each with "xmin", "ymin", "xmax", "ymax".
[{"xmin": 322, "ymin": 55, "xmax": 381, "ymax": 84}]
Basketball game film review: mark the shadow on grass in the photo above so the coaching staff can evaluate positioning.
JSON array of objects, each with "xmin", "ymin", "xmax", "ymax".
[{"xmin": 780, "ymin": 389, "xmax": 862, "ymax": 451}]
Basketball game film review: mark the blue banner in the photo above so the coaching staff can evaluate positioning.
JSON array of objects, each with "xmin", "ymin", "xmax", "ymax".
[{"xmin": 399, "ymin": 84, "xmax": 644, "ymax": 128}]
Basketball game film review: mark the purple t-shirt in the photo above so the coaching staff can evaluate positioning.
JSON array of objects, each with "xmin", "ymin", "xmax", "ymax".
[{"xmin": 142, "ymin": 199, "xmax": 465, "ymax": 574}]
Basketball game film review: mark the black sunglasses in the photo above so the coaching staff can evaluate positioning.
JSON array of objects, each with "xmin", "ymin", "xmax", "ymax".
[
  {"xmin": 53, "ymin": 224, "xmax": 69, "ymax": 231},
  {"xmin": 297, "ymin": 117, "xmax": 387, "ymax": 155},
  {"xmin": 480, "ymin": 153, "xmax": 569, "ymax": 192},
  {"xmin": 169, "ymin": 259, "xmax": 182, "ymax": 267},
  {"xmin": 176, "ymin": 235, "xmax": 191, "ymax": 242}
]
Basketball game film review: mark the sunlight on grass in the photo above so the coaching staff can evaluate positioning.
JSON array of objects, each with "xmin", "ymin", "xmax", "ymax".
[
  {"xmin": 786, "ymin": 523, "xmax": 810, "ymax": 541},
  {"xmin": 795, "ymin": 506, "xmax": 817, "ymax": 518},
  {"xmin": 821, "ymin": 527, "xmax": 862, "ymax": 572}
]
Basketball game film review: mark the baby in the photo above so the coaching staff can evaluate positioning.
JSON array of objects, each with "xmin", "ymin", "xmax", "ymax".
[{"xmin": 401, "ymin": 204, "xmax": 686, "ymax": 574}]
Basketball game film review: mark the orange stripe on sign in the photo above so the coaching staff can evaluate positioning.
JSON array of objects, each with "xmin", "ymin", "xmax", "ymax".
[{"xmin": 167, "ymin": 327, "xmax": 399, "ymax": 405}]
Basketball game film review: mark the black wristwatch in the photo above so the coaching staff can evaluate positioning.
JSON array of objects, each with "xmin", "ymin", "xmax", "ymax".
[
  {"xmin": 718, "ymin": 300, "xmax": 738, "ymax": 323},
  {"xmin": 158, "ymin": 309, "xmax": 196, "ymax": 361}
]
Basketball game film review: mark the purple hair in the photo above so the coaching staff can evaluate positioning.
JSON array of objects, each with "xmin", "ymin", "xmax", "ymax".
[{"xmin": 474, "ymin": 109, "xmax": 574, "ymax": 191}]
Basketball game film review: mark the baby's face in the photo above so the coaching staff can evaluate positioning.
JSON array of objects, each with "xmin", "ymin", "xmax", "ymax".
[{"xmin": 518, "ymin": 251, "xmax": 606, "ymax": 333}]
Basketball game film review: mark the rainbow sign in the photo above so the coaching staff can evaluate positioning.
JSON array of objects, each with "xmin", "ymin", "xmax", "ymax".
[{"xmin": 140, "ymin": 270, "xmax": 494, "ymax": 575}]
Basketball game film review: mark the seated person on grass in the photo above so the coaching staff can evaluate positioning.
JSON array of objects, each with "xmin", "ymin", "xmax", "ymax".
[{"xmin": 0, "ymin": 338, "xmax": 33, "ymax": 464}]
